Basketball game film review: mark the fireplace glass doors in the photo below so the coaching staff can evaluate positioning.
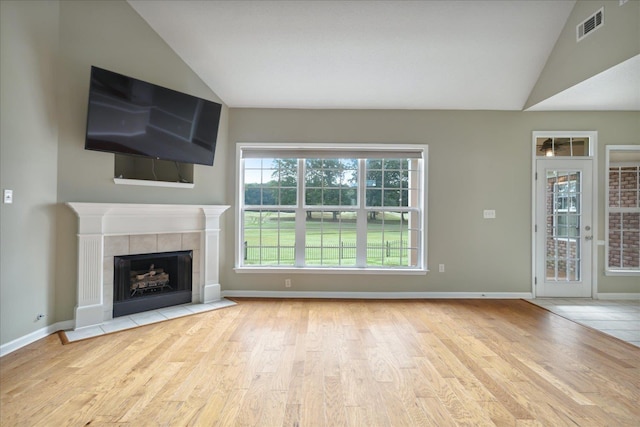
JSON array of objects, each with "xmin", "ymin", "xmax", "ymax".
[{"xmin": 113, "ymin": 250, "xmax": 193, "ymax": 317}]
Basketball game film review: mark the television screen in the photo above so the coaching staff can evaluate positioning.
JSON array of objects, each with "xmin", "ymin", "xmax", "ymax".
[{"xmin": 85, "ymin": 66, "xmax": 222, "ymax": 166}]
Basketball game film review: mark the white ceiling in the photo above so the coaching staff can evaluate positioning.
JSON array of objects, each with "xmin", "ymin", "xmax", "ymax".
[{"xmin": 128, "ymin": 0, "xmax": 636, "ymax": 111}]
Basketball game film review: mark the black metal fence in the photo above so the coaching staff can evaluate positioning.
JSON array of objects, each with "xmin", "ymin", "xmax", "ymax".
[{"xmin": 244, "ymin": 240, "xmax": 407, "ymax": 262}]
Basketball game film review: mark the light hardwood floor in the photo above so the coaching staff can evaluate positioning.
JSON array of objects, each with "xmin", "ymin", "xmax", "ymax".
[{"xmin": 1, "ymin": 299, "xmax": 638, "ymax": 426}]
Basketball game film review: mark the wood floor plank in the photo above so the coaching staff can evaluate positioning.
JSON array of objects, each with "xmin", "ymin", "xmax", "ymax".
[
  {"xmin": 282, "ymin": 403, "xmax": 301, "ymax": 427},
  {"xmin": 344, "ymin": 405, "xmax": 377, "ymax": 427},
  {"xmin": 416, "ymin": 396, "xmax": 457, "ymax": 427},
  {"xmin": 1, "ymin": 299, "xmax": 638, "ymax": 426},
  {"xmin": 510, "ymin": 352, "xmax": 594, "ymax": 406},
  {"xmin": 165, "ymin": 396, "xmax": 206, "ymax": 426},
  {"xmin": 323, "ymin": 375, "xmax": 347, "ymax": 426},
  {"xmin": 376, "ymin": 384, "xmax": 420, "ymax": 427},
  {"xmin": 382, "ymin": 365, "xmax": 434, "ymax": 427},
  {"xmin": 300, "ymin": 350, "xmax": 325, "ymax": 426},
  {"xmin": 440, "ymin": 339, "xmax": 533, "ymax": 420},
  {"xmin": 209, "ymin": 388, "xmax": 246, "ymax": 426}
]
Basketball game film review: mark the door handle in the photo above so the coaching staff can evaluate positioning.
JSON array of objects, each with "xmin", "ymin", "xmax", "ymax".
[{"xmin": 585, "ymin": 236, "xmax": 593, "ymax": 241}]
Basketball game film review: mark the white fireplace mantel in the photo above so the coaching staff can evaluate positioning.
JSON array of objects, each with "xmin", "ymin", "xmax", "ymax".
[{"xmin": 67, "ymin": 203, "xmax": 230, "ymax": 329}]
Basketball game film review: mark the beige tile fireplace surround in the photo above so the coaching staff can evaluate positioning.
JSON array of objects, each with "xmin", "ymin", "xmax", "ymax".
[{"xmin": 67, "ymin": 203, "xmax": 229, "ymax": 330}]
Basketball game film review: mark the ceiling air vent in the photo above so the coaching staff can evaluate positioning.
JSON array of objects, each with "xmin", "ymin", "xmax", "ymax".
[{"xmin": 577, "ymin": 7, "xmax": 604, "ymax": 42}]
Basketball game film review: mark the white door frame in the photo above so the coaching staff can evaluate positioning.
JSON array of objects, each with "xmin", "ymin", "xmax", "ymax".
[{"xmin": 531, "ymin": 131, "xmax": 598, "ymax": 298}]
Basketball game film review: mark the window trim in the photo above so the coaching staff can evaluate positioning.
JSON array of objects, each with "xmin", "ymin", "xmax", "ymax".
[
  {"xmin": 605, "ymin": 145, "xmax": 640, "ymax": 276},
  {"xmin": 234, "ymin": 143, "xmax": 429, "ymax": 274}
]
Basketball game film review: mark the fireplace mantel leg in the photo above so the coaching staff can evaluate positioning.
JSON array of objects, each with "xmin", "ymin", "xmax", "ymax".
[
  {"xmin": 75, "ymin": 234, "xmax": 104, "ymax": 329},
  {"xmin": 202, "ymin": 229, "xmax": 221, "ymax": 303}
]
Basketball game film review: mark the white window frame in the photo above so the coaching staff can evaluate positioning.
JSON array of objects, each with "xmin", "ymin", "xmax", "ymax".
[
  {"xmin": 234, "ymin": 143, "xmax": 428, "ymax": 274},
  {"xmin": 605, "ymin": 145, "xmax": 640, "ymax": 276}
]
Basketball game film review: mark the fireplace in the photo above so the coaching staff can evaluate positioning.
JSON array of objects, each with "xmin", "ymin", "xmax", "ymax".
[
  {"xmin": 113, "ymin": 250, "xmax": 193, "ymax": 317},
  {"xmin": 67, "ymin": 203, "xmax": 229, "ymax": 330}
]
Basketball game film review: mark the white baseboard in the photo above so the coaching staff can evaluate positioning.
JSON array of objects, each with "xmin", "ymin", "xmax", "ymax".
[
  {"xmin": 222, "ymin": 290, "xmax": 533, "ymax": 299},
  {"xmin": 0, "ymin": 320, "xmax": 74, "ymax": 358},
  {"xmin": 596, "ymin": 293, "xmax": 640, "ymax": 300}
]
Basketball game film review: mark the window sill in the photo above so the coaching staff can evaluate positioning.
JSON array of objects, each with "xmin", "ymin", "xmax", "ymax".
[
  {"xmin": 234, "ymin": 266, "xmax": 428, "ymax": 275},
  {"xmin": 604, "ymin": 269, "xmax": 640, "ymax": 277}
]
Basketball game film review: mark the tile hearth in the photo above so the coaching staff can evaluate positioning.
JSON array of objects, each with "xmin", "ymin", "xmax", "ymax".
[{"xmin": 63, "ymin": 298, "xmax": 236, "ymax": 343}]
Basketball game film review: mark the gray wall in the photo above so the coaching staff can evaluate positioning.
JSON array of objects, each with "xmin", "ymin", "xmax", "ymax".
[
  {"xmin": 1, "ymin": 0, "xmax": 60, "ymax": 345},
  {"xmin": 526, "ymin": 0, "xmax": 640, "ymax": 109},
  {"xmin": 226, "ymin": 109, "xmax": 639, "ymax": 294}
]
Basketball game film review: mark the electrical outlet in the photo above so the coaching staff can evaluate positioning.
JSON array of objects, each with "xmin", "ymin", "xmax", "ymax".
[
  {"xmin": 439, "ymin": 264, "xmax": 445, "ymax": 273},
  {"xmin": 483, "ymin": 209, "xmax": 496, "ymax": 219},
  {"xmin": 285, "ymin": 279, "xmax": 292, "ymax": 288}
]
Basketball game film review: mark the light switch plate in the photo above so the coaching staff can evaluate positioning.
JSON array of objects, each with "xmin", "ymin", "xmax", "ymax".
[{"xmin": 3, "ymin": 189, "xmax": 13, "ymax": 204}]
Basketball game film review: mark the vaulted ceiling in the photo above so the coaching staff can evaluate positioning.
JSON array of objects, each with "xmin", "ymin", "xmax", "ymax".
[{"xmin": 128, "ymin": 0, "xmax": 638, "ymax": 111}]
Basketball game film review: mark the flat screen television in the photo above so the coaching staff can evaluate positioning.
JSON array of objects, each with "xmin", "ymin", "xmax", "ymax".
[{"xmin": 85, "ymin": 66, "xmax": 222, "ymax": 166}]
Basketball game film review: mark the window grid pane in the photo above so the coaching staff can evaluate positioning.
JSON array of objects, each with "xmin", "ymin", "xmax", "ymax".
[
  {"xmin": 365, "ymin": 211, "xmax": 418, "ymax": 267},
  {"xmin": 244, "ymin": 158, "xmax": 297, "ymax": 206},
  {"xmin": 243, "ymin": 210, "xmax": 296, "ymax": 266},
  {"xmin": 305, "ymin": 159, "xmax": 358, "ymax": 207},
  {"xmin": 305, "ymin": 211, "xmax": 357, "ymax": 266},
  {"xmin": 365, "ymin": 158, "xmax": 416, "ymax": 208},
  {"xmin": 536, "ymin": 137, "xmax": 589, "ymax": 157}
]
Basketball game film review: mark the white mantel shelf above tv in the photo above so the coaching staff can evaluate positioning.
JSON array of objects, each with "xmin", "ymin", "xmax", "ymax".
[{"xmin": 113, "ymin": 177, "xmax": 195, "ymax": 189}]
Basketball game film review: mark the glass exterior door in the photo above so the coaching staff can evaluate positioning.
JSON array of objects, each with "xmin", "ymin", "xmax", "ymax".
[{"xmin": 536, "ymin": 159, "xmax": 593, "ymax": 297}]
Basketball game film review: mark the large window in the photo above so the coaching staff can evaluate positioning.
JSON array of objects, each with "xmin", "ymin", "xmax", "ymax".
[
  {"xmin": 236, "ymin": 144, "xmax": 428, "ymax": 271},
  {"xmin": 606, "ymin": 146, "xmax": 640, "ymax": 274}
]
